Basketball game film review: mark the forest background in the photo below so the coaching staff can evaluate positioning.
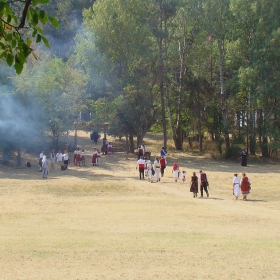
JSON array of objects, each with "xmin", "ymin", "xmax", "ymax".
[{"xmin": 1, "ymin": 0, "xmax": 280, "ymax": 165}]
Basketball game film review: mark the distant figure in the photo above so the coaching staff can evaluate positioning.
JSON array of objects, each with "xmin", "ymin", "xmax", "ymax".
[
  {"xmin": 153, "ymin": 157, "xmax": 161, "ymax": 182},
  {"xmin": 107, "ymin": 142, "xmax": 113, "ymax": 157},
  {"xmin": 232, "ymin": 173, "xmax": 240, "ymax": 199},
  {"xmin": 159, "ymin": 156, "xmax": 167, "ymax": 177},
  {"xmin": 56, "ymin": 150, "xmax": 63, "ymax": 167},
  {"xmin": 138, "ymin": 145, "xmax": 143, "ymax": 159},
  {"xmin": 39, "ymin": 151, "xmax": 44, "ymax": 171},
  {"xmin": 92, "ymin": 147, "xmax": 98, "ymax": 166},
  {"xmin": 181, "ymin": 170, "xmax": 187, "ymax": 183},
  {"xmin": 146, "ymin": 160, "xmax": 153, "ymax": 182},
  {"xmin": 101, "ymin": 138, "xmax": 108, "ymax": 155},
  {"xmin": 240, "ymin": 148, "xmax": 248, "ymax": 166},
  {"xmin": 190, "ymin": 172, "xmax": 198, "ymax": 198},
  {"xmin": 92, "ymin": 131, "xmax": 99, "ymax": 144},
  {"xmin": 96, "ymin": 149, "xmax": 101, "ymax": 166},
  {"xmin": 199, "ymin": 170, "xmax": 209, "ymax": 197},
  {"xmin": 42, "ymin": 155, "xmax": 49, "ymax": 179},
  {"xmin": 136, "ymin": 156, "xmax": 145, "ymax": 180},
  {"xmin": 240, "ymin": 172, "xmax": 251, "ymax": 200},
  {"xmin": 62, "ymin": 150, "xmax": 69, "ymax": 168},
  {"xmin": 172, "ymin": 163, "xmax": 180, "ymax": 182},
  {"xmin": 160, "ymin": 147, "xmax": 166, "ymax": 158}
]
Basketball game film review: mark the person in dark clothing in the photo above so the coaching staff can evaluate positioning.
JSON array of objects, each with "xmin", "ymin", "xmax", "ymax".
[
  {"xmin": 240, "ymin": 148, "xmax": 248, "ymax": 166},
  {"xmin": 199, "ymin": 170, "xmax": 209, "ymax": 198}
]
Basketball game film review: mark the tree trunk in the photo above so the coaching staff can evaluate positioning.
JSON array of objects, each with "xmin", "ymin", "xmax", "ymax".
[
  {"xmin": 129, "ymin": 133, "xmax": 134, "ymax": 154},
  {"xmin": 218, "ymin": 39, "xmax": 230, "ymax": 156}
]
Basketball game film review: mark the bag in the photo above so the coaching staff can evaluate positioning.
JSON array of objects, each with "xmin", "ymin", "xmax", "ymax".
[
  {"xmin": 26, "ymin": 162, "xmax": 31, "ymax": 167},
  {"xmin": 152, "ymin": 168, "xmax": 155, "ymax": 175}
]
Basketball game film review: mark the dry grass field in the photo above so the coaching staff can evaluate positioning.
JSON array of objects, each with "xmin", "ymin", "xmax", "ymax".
[{"xmin": 0, "ymin": 131, "xmax": 280, "ymax": 280}]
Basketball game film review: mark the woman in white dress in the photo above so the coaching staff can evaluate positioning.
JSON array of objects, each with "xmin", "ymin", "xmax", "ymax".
[
  {"xmin": 153, "ymin": 157, "xmax": 161, "ymax": 182},
  {"xmin": 232, "ymin": 173, "xmax": 240, "ymax": 199}
]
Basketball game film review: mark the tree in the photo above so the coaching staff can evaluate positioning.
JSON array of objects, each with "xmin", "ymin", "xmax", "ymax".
[{"xmin": 0, "ymin": 0, "xmax": 58, "ymax": 74}]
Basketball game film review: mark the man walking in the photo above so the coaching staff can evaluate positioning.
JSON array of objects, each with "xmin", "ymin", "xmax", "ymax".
[
  {"xmin": 136, "ymin": 156, "xmax": 146, "ymax": 180},
  {"xmin": 199, "ymin": 170, "xmax": 209, "ymax": 198}
]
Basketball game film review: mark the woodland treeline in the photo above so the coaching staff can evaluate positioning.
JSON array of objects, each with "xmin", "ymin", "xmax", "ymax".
[{"xmin": 1, "ymin": 0, "xmax": 280, "ymax": 164}]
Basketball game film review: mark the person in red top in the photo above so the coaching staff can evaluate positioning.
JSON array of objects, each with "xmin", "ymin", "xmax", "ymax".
[
  {"xmin": 240, "ymin": 172, "xmax": 251, "ymax": 200},
  {"xmin": 199, "ymin": 170, "xmax": 209, "ymax": 197},
  {"xmin": 136, "ymin": 156, "xmax": 146, "ymax": 180},
  {"xmin": 159, "ymin": 156, "xmax": 167, "ymax": 177}
]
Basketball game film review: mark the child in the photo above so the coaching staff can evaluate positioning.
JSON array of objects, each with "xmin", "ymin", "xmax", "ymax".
[{"xmin": 181, "ymin": 170, "xmax": 187, "ymax": 183}]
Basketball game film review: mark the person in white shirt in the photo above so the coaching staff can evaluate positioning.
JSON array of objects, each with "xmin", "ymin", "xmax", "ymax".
[
  {"xmin": 42, "ymin": 155, "xmax": 49, "ymax": 178},
  {"xmin": 62, "ymin": 150, "xmax": 69, "ymax": 168},
  {"xmin": 56, "ymin": 150, "xmax": 63, "ymax": 167},
  {"xmin": 39, "ymin": 151, "xmax": 44, "ymax": 171},
  {"xmin": 153, "ymin": 157, "xmax": 161, "ymax": 182},
  {"xmin": 92, "ymin": 147, "xmax": 98, "ymax": 166},
  {"xmin": 232, "ymin": 173, "xmax": 240, "ymax": 199},
  {"xmin": 146, "ymin": 160, "xmax": 153, "ymax": 182}
]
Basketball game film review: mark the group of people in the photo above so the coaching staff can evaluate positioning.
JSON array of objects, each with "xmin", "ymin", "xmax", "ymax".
[
  {"xmin": 73, "ymin": 148, "xmax": 86, "ymax": 166},
  {"xmin": 39, "ymin": 149, "xmax": 69, "ymax": 178},
  {"xmin": 232, "ymin": 172, "xmax": 251, "ymax": 200},
  {"xmin": 101, "ymin": 138, "xmax": 113, "ymax": 156},
  {"xmin": 136, "ymin": 156, "xmax": 167, "ymax": 182}
]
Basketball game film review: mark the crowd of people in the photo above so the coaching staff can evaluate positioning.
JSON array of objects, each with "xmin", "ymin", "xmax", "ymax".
[{"xmin": 37, "ymin": 143, "xmax": 252, "ymax": 201}]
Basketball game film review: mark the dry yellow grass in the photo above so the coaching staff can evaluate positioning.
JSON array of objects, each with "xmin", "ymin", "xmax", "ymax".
[{"xmin": 0, "ymin": 131, "xmax": 280, "ymax": 279}]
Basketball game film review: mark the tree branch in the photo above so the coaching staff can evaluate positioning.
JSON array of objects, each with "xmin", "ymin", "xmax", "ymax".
[{"xmin": 19, "ymin": 0, "xmax": 32, "ymax": 28}]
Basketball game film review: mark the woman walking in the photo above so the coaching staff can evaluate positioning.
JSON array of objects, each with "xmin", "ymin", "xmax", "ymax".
[
  {"xmin": 172, "ymin": 163, "xmax": 179, "ymax": 182},
  {"xmin": 232, "ymin": 173, "xmax": 240, "ymax": 199},
  {"xmin": 153, "ymin": 157, "xmax": 161, "ymax": 182},
  {"xmin": 240, "ymin": 172, "xmax": 251, "ymax": 200},
  {"xmin": 190, "ymin": 172, "xmax": 198, "ymax": 197}
]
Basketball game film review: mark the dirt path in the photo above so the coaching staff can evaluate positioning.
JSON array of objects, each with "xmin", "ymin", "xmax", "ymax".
[{"xmin": 0, "ymin": 131, "xmax": 280, "ymax": 279}]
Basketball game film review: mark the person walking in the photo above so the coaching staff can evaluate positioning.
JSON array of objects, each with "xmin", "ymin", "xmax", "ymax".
[
  {"xmin": 190, "ymin": 172, "xmax": 198, "ymax": 198},
  {"xmin": 240, "ymin": 148, "xmax": 248, "ymax": 166},
  {"xmin": 232, "ymin": 173, "xmax": 240, "ymax": 199},
  {"xmin": 56, "ymin": 150, "xmax": 63, "ymax": 167},
  {"xmin": 107, "ymin": 142, "xmax": 113, "ymax": 157},
  {"xmin": 136, "ymin": 156, "xmax": 146, "ymax": 180},
  {"xmin": 153, "ymin": 157, "xmax": 161, "ymax": 182},
  {"xmin": 92, "ymin": 147, "xmax": 98, "ymax": 166},
  {"xmin": 181, "ymin": 170, "xmax": 187, "ymax": 183},
  {"xmin": 172, "ymin": 163, "xmax": 180, "ymax": 182},
  {"xmin": 160, "ymin": 147, "xmax": 166, "ymax": 158},
  {"xmin": 240, "ymin": 172, "xmax": 251, "ymax": 200},
  {"xmin": 39, "ymin": 151, "xmax": 44, "ymax": 171},
  {"xmin": 199, "ymin": 170, "xmax": 209, "ymax": 197},
  {"xmin": 159, "ymin": 156, "xmax": 167, "ymax": 177},
  {"xmin": 62, "ymin": 150, "xmax": 69, "ymax": 169},
  {"xmin": 146, "ymin": 160, "xmax": 153, "ymax": 182},
  {"xmin": 42, "ymin": 155, "xmax": 49, "ymax": 179}
]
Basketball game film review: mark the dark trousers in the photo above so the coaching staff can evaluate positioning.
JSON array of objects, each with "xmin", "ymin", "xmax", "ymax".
[
  {"xmin": 200, "ymin": 182, "xmax": 208, "ymax": 197},
  {"xmin": 139, "ymin": 168, "xmax": 144, "ymax": 179},
  {"xmin": 160, "ymin": 166, "xmax": 165, "ymax": 177}
]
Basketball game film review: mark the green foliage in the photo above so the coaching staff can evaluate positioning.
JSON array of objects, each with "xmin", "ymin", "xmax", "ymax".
[{"xmin": 0, "ymin": 0, "xmax": 58, "ymax": 74}]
